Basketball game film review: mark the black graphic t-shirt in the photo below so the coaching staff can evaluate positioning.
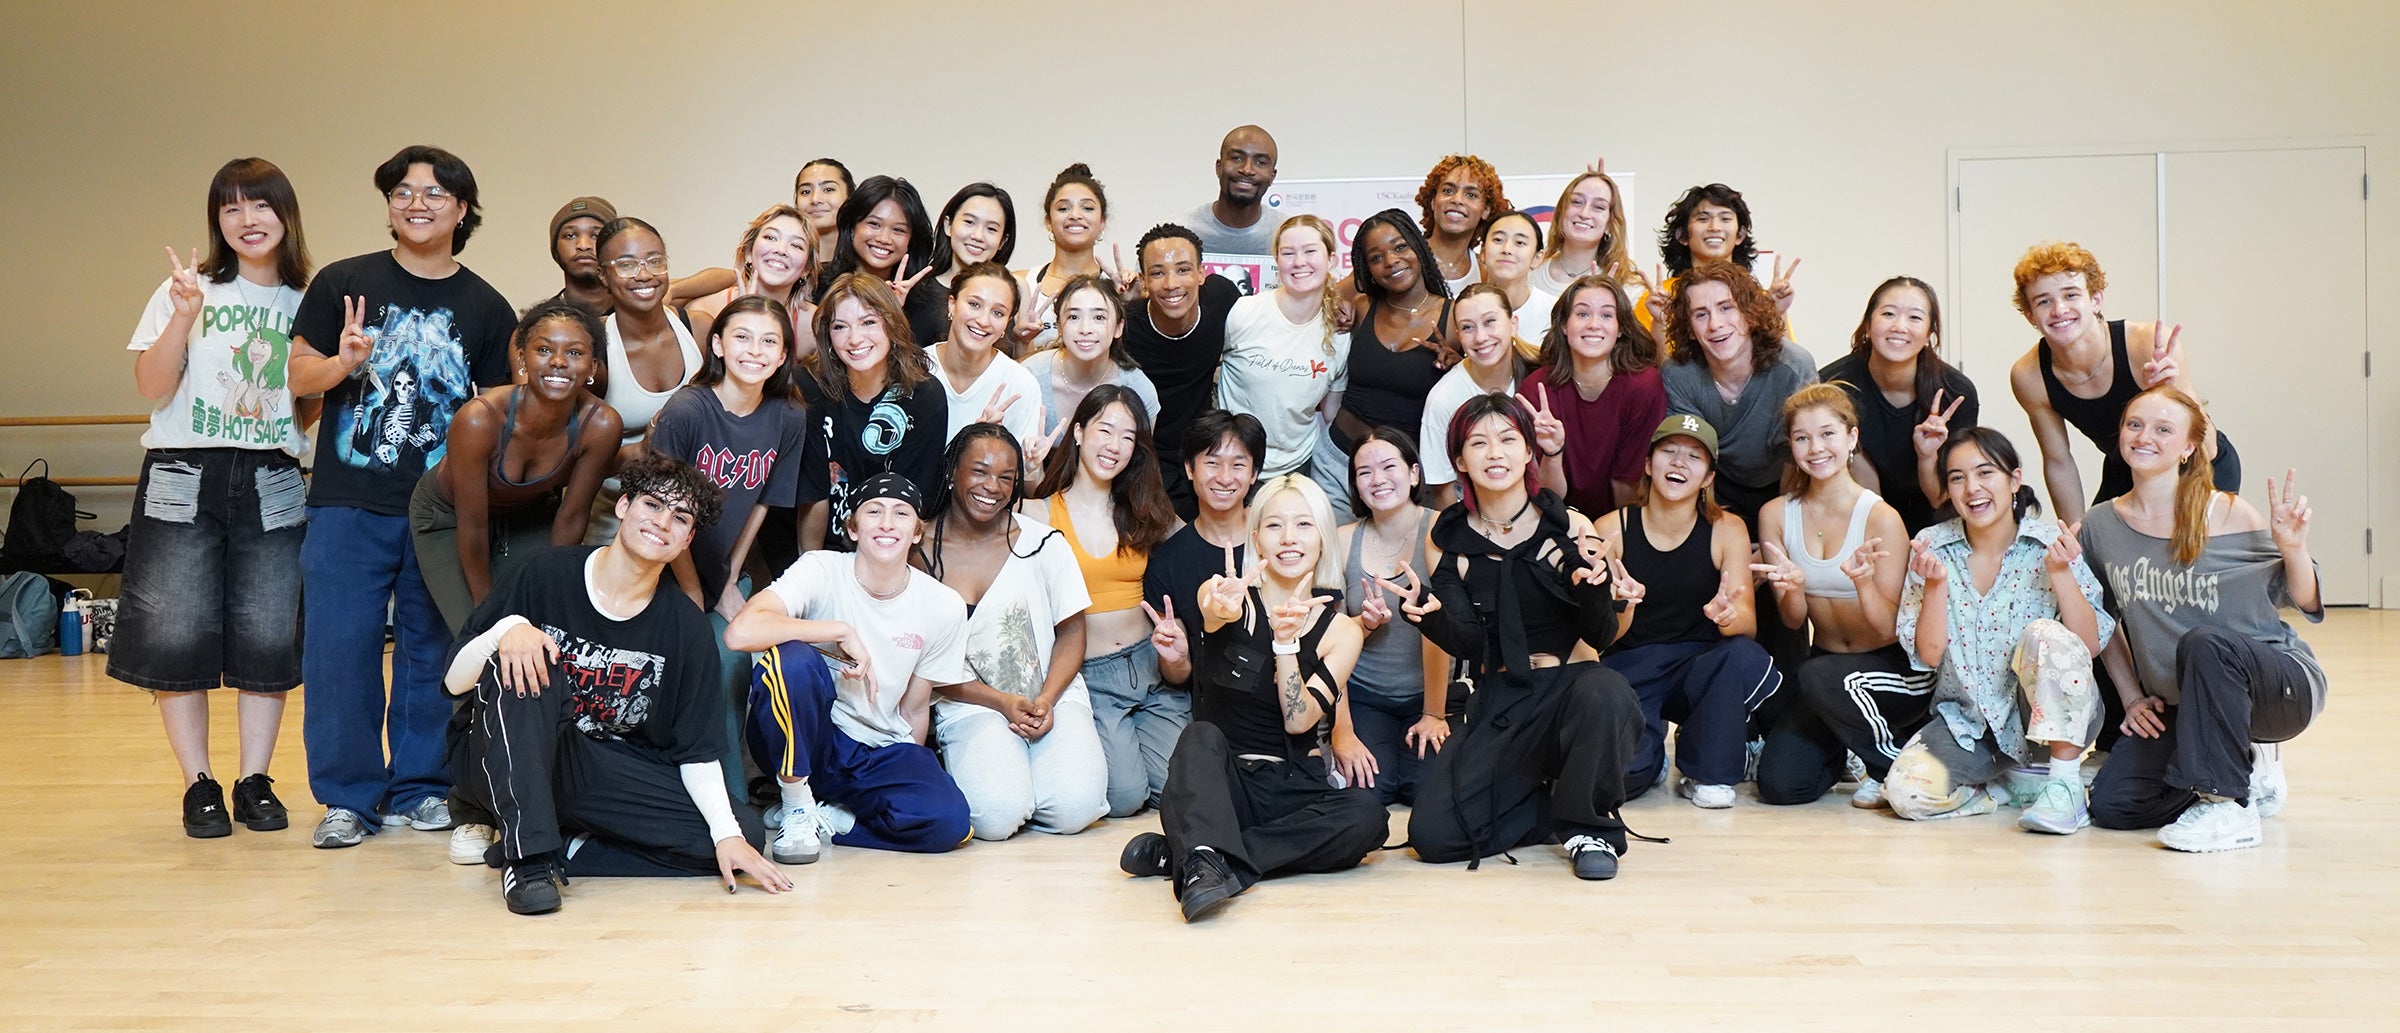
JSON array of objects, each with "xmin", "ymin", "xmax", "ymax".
[
  {"xmin": 647, "ymin": 385, "xmax": 825, "ymax": 600},
  {"xmin": 293, "ymin": 251, "xmax": 515, "ymax": 515},
  {"xmin": 796, "ymin": 375, "xmax": 945, "ymax": 550},
  {"xmin": 455, "ymin": 546, "xmax": 724, "ymax": 764}
]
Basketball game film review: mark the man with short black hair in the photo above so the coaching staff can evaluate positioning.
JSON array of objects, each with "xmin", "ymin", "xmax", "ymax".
[
  {"xmin": 1184, "ymin": 125, "xmax": 1280, "ymax": 257},
  {"xmin": 1125, "ymin": 224, "xmax": 1245, "ymax": 518},
  {"xmin": 1143, "ymin": 409, "xmax": 1267, "ymax": 691},
  {"xmin": 287, "ymin": 144, "xmax": 516, "ymax": 849},
  {"xmin": 446, "ymin": 452, "xmax": 787, "ymax": 915}
]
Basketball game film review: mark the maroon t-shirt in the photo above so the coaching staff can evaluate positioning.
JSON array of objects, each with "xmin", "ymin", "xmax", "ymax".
[{"xmin": 1519, "ymin": 365, "xmax": 1667, "ymax": 519}]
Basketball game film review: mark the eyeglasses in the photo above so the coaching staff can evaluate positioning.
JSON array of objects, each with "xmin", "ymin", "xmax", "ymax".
[
  {"xmin": 387, "ymin": 185, "xmax": 454, "ymax": 209},
  {"xmin": 607, "ymin": 256, "xmax": 669, "ymax": 278}
]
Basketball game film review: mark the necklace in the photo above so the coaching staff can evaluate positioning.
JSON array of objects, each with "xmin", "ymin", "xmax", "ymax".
[
  {"xmin": 1151, "ymin": 301, "xmax": 1199, "ymax": 341},
  {"xmin": 1473, "ymin": 495, "xmax": 1534, "ymax": 538},
  {"xmin": 862, "ymin": 575, "xmax": 908, "ymax": 601}
]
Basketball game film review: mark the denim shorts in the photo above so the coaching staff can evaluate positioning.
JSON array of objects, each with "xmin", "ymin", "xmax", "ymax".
[{"xmin": 106, "ymin": 447, "xmax": 305, "ymax": 692}]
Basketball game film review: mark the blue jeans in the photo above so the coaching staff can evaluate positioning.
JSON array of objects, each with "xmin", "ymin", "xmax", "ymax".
[{"xmin": 300, "ymin": 505, "xmax": 453, "ymax": 821}]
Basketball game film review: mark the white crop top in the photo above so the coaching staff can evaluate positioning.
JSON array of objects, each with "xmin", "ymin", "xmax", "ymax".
[
  {"xmin": 1782, "ymin": 490, "xmax": 1880, "ymax": 600},
  {"xmin": 603, "ymin": 313, "xmax": 702, "ymax": 447}
]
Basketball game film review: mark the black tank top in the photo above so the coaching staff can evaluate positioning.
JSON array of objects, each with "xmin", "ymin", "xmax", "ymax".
[
  {"xmin": 492, "ymin": 389, "xmax": 588, "ymax": 489},
  {"xmin": 1194, "ymin": 586, "xmax": 1343, "ymax": 760},
  {"xmin": 1609, "ymin": 504, "xmax": 1719, "ymax": 651},
  {"xmin": 1339, "ymin": 297, "xmax": 1450, "ymax": 442},
  {"xmin": 2036, "ymin": 319, "xmax": 2241, "ymax": 505}
]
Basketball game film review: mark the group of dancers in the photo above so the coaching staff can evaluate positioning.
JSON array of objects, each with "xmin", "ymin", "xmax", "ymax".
[{"xmin": 110, "ymin": 129, "xmax": 2324, "ymax": 920}]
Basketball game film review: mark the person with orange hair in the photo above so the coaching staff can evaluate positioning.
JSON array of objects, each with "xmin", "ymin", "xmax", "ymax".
[
  {"xmin": 2078, "ymin": 386, "xmax": 2321, "ymax": 853},
  {"xmin": 1414, "ymin": 155, "xmax": 1508, "ymax": 295},
  {"xmin": 2004, "ymin": 241, "xmax": 2240, "ymax": 523}
]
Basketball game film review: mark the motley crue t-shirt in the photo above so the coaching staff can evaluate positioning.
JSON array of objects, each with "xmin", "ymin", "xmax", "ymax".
[
  {"xmin": 293, "ymin": 251, "xmax": 514, "ymax": 515},
  {"xmin": 127, "ymin": 274, "xmax": 307, "ymax": 455}
]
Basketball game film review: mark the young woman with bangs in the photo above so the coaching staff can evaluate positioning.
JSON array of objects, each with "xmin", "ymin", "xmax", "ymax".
[
  {"xmin": 1520, "ymin": 274, "xmax": 1667, "ymax": 521},
  {"xmin": 824, "ymin": 175, "xmax": 942, "ymax": 348},
  {"xmin": 684, "ymin": 205, "xmax": 820, "ymax": 364},
  {"xmin": 1417, "ymin": 283, "xmax": 1537, "ymax": 508},
  {"xmin": 1476, "ymin": 210, "xmax": 1557, "ymax": 343},
  {"xmin": 1022, "ymin": 384, "xmax": 1184, "ymax": 817},
  {"xmin": 1021, "ymin": 272, "xmax": 1160, "ymax": 446},
  {"xmin": 1327, "ymin": 427, "xmax": 1449, "ymax": 805},
  {"xmin": 1817, "ymin": 276, "xmax": 1978, "ymax": 533}
]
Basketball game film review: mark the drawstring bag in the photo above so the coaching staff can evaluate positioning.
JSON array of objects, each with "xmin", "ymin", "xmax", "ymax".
[
  {"xmin": 0, "ymin": 570, "xmax": 60, "ymax": 658},
  {"xmin": 3, "ymin": 460, "xmax": 93, "ymax": 567}
]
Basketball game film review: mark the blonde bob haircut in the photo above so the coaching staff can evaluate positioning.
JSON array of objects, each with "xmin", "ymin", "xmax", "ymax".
[{"xmin": 1245, "ymin": 473, "xmax": 1346, "ymax": 592}]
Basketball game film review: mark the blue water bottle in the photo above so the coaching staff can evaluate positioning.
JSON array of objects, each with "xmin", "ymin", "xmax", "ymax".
[{"xmin": 57, "ymin": 600, "xmax": 83, "ymax": 656}]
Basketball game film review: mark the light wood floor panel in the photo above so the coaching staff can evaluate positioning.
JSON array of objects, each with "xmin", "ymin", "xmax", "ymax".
[{"xmin": 4, "ymin": 612, "xmax": 2397, "ymax": 1031}]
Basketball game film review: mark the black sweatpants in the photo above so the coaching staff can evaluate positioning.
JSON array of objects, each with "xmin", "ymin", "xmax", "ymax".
[
  {"xmin": 449, "ymin": 673, "xmax": 763, "ymax": 876},
  {"xmin": 1158, "ymin": 722, "xmax": 1389, "ymax": 897},
  {"xmin": 1755, "ymin": 644, "xmax": 1935, "ymax": 805},
  {"xmin": 2090, "ymin": 627, "xmax": 2315, "ymax": 830},
  {"xmin": 1409, "ymin": 662, "xmax": 1641, "ymax": 864},
  {"xmin": 1718, "ymin": 478, "xmax": 1807, "ymax": 735}
]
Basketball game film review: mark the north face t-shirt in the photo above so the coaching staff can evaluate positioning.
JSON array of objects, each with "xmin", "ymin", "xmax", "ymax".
[
  {"xmin": 127, "ymin": 274, "xmax": 306, "ymax": 455},
  {"xmin": 293, "ymin": 251, "xmax": 515, "ymax": 514}
]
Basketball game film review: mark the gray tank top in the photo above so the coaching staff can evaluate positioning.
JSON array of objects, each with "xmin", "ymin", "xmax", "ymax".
[{"xmin": 1341, "ymin": 510, "xmax": 1433, "ymax": 701}]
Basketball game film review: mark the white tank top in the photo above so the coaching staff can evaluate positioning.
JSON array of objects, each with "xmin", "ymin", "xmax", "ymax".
[
  {"xmin": 603, "ymin": 313, "xmax": 702, "ymax": 446},
  {"xmin": 1782, "ymin": 490, "xmax": 1880, "ymax": 600}
]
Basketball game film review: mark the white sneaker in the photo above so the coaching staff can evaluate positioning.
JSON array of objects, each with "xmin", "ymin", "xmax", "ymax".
[
  {"xmin": 1677, "ymin": 778, "xmax": 1735, "ymax": 809},
  {"xmin": 1850, "ymin": 777, "xmax": 1885, "ymax": 809},
  {"xmin": 448, "ymin": 823, "xmax": 496, "ymax": 866},
  {"xmin": 2249, "ymin": 743, "xmax": 2286, "ymax": 819},
  {"xmin": 2158, "ymin": 798, "xmax": 2262, "ymax": 853},
  {"xmin": 771, "ymin": 810, "xmax": 826, "ymax": 865},
  {"xmin": 1843, "ymin": 752, "xmax": 1868, "ymax": 784}
]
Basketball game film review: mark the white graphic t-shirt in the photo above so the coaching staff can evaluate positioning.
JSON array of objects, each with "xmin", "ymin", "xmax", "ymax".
[
  {"xmin": 127, "ymin": 275, "xmax": 305, "ymax": 455},
  {"xmin": 1215, "ymin": 291, "xmax": 1350, "ymax": 476},
  {"xmin": 766, "ymin": 551, "xmax": 973, "ymax": 747}
]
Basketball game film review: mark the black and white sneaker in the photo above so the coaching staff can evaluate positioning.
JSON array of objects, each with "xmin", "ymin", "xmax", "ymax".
[
  {"xmin": 182, "ymin": 775, "xmax": 232, "ymax": 839},
  {"xmin": 1177, "ymin": 849, "xmax": 1237, "ymax": 922},
  {"xmin": 231, "ymin": 774, "xmax": 288, "ymax": 832},
  {"xmin": 1563, "ymin": 834, "xmax": 1619, "ymax": 881},
  {"xmin": 1119, "ymin": 833, "xmax": 1169, "ymax": 878},
  {"xmin": 502, "ymin": 858, "xmax": 567, "ymax": 915}
]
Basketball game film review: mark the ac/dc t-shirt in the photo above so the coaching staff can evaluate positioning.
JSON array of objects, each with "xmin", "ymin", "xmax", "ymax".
[
  {"xmin": 454, "ymin": 546, "xmax": 725, "ymax": 764},
  {"xmin": 796, "ymin": 376, "xmax": 947, "ymax": 550},
  {"xmin": 293, "ymin": 251, "xmax": 515, "ymax": 514},
  {"xmin": 646, "ymin": 385, "xmax": 824, "ymax": 600}
]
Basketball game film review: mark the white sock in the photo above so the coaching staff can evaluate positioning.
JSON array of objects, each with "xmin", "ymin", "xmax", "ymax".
[
  {"xmin": 565, "ymin": 833, "xmax": 590, "ymax": 859},
  {"xmin": 2049, "ymin": 754, "xmax": 2082, "ymax": 785},
  {"xmin": 779, "ymin": 779, "xmax": 818, "ymax": 818}
]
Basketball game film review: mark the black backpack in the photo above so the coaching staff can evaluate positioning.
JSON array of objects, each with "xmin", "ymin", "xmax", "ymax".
[{"xmin": 2, "ymin": 460, "xmax": 93, "ymax": 566}]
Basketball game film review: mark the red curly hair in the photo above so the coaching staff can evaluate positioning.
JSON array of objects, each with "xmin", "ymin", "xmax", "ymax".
[
  {"xmin": 2010, "ymin": 241, "xmax": 2108, "ymax": 318},
  {"xmin": 1413, "ymin": 155, "xmax": 1509, "ymax": 239}
]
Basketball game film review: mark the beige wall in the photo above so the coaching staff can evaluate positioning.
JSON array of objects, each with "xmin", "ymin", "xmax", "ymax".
[{"xmin": 5, "ymin": 1, "xmax": 2392, "ymax": 599}]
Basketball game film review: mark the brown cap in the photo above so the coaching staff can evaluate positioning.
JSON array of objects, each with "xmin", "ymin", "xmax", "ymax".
[{"xmin": 549, "ymin": 196, "xmax": 618, "ymax": 241}]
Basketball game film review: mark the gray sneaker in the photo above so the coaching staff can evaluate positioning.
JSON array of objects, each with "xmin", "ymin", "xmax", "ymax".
[
  {"xmin": 2018, "ymin": 779, "xmax": 2090, "ymax": 835},
  {"xmin": 312, "ymin": 808, "xmax": 370, "ymax": 849},
  {"xmin": 383, "ymin": 797, "xmax": 454, "ymax": 831}
]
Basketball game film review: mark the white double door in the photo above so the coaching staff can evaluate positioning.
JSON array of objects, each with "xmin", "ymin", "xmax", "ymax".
[{"xmin": 1951, "ymin": 146, "xmax": 2370, "ymax": 605}]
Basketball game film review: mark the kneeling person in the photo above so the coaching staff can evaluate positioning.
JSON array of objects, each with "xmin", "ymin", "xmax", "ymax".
[
  {"xmin": 728, "ymin": 473, "xmax": 976, "ymax": 861},
  {"xmin": 446, "ymin": 453, "xmax": 788, "ymax": 916}
]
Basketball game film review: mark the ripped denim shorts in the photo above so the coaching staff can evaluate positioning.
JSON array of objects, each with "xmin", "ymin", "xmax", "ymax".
[{"xmin": 105, "ymin": 447, "xmax": 306, "ymax": 692}]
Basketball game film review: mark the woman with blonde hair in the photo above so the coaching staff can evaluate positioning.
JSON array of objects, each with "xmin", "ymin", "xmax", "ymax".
[
  {"xmin": 1529, "ymin": 170, "xmax": 1633, "ymax": 297},
  {"xmin": 684, "ymin": 204, "xmax": 819, "ymax": 362},
  {"xmin": 1216, "ymin": 213, "xmax": 1352, "ymax": 507}
]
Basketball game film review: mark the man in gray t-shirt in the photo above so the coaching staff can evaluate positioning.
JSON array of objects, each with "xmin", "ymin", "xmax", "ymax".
[{"xmin": 1186, "ymin": 125, "xmax": 1281, "ymax": 257}]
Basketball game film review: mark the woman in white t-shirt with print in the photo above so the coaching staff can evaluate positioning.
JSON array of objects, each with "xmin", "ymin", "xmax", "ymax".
[
  {"xmin": 919, "ymin": 424, "xmax": 1109, "ymax": 840},
  {"xmin": 1216, "ymin": 214, "xmax": 1352, "ymax": 509},
  {"xmin": 113, "ymin": 157, "xmax": 314, "ymax": 840}
]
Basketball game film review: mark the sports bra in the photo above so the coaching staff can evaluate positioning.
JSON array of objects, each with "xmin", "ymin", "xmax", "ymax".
[
  {"xmin": 603, "ymin": 312, "xmax": 702, "ymax": 447},
  {"xmin": 1781, "ymin": 489, "xmax": 1880, "ymax": 600},
  {"xmin": 1049, "ymin": 493, "xmax": 1146, "ymax": 612}
]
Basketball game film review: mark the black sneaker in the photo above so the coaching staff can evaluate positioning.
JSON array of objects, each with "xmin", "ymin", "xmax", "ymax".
[
  {"xmin": 502, "ymin": 857, "xmax": 566, "ymax": 916},
  {"xmin": 231, "ymin": 774, "xmax": 289, "ymax": 832},
  {"xmin": 1564, "ymin": 834, "xmax": 1619, "ymax": 881},
  {"xmin": 1119, "ymin": 832, "xmax": 1169, "ymax": 878},
  {"xmin": 1177, "ymin": 849, "xmax": 1237, "ymax": 922},
  {"xmin": 183, "ymin": 775, "xmax": 232, "ymax": 839}
]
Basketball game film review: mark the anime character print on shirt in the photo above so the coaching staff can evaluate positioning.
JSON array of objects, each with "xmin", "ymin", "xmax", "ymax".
[
  {"xmin": 194, "ymin": 300, "xmax": 296, "ymax": 447},
  {"xmin": 333, "ymin": 305, "xmax": 475, "ymax": 472},
  {"xmin": 544, "ymin": 624, "xmax": 663, "ymax": 737}
]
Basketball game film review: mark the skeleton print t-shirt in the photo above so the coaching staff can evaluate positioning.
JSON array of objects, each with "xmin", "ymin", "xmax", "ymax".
[{"xmin": 293, "ymin": 251, "xmax": 514, "ymax": 515}]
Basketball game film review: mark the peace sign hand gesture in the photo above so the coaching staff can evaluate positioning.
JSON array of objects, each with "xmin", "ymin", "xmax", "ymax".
[
  {"xmin": 1267, "ymin": 592, "xmax": 1330, "ymax": 646},
  {"xmin": 1357, "ymin": 576, "xmax": 1393, "ymax": 632},
  {"xmin": 1372, "ymin": 562, "xmax": 1442, "ymax": 621},
  {"xmin": 163, "ymin": 246, "xmax": 204, "ymax": 321},
  {"xmin": 1749, "ymin": 541, "xmax": 1805, "ymax": 593},
  {"xmin": 1643, "ymin": 262, "xmax": 1671, "ymax": 326},
  {"xmin": 1096, "ymin": 243, "xmax": 1140, "ymax": 300},
  {"xmin": 976, "ymin": 388, "xmax": 1022, "ymax": 427},
  {"xmin": 1021, "ymin": 417, "xmax": 1069, "ymax": 472},
  {"xmin": 1197, "ymin": 544, "xmax": 1252, "ymax": 624},
  {"xmin": 1010, "ymin": 291, "xmax": 1055, "ymax": 349},
  {"xmin": 2265, "ymin": 468, "xmax": 2312, "ymax": 553},
  {"xmin": 1529, "ymin": 383, "xmax": 1568, "ymax": 459},
  {"xmin": 2140, "ymin": 322, "xmax": 2185, "ymax": 388},
  {"xmin": 336, "ymin": 295, "xmax": 375, "ymax": 372},
  {"xmin": 1841, "ymin": 536, "xmax": 1888, "ymax": 583},
  {"xmin": 887, "ymin": 255, "xmax": 934, "ymax": 304},
  {"xmin": 1140, "ymin": 597, "xmax": 1190, "ymax": 668},
  {"xmin": 1769, "ymin": 255, "xmax": 1802, "ymax": 313},
  {"xmin": 1606, "ymin": 555, "xmax": 1646, "ymax": 605},
  {"xmin": 1913, "ymin": 388, "xmax": 1966, "ymax": 459}
]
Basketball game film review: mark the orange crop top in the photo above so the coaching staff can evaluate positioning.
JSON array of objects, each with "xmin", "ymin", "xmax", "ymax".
[{"xmin": 1049, "ymin": 494, "xmax": 1147, "ymax": 611}]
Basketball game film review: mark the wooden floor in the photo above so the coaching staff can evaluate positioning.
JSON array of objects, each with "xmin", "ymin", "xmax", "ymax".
[{"xmin": 4, "ymin": 612, "xmax": 2397, "ymax": 1031}]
